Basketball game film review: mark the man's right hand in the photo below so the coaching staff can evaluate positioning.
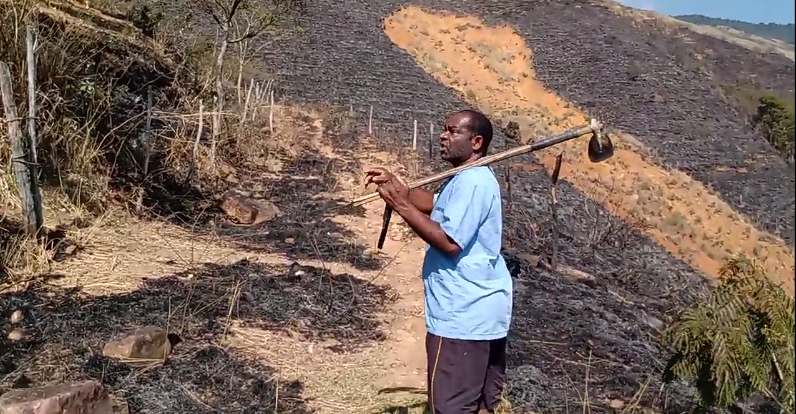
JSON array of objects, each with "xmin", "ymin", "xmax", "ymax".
[{"xmin": 364, "ymin": 167, "xmax": 395, "ymax": 188}]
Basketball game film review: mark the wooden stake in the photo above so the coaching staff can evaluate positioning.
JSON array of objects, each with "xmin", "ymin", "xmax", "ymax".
[
  {"xmin": 25, "ymin": 24, "xmax": 38, "ymax": 169},
  {"xmin": 412, "ymin": 119, "xmax": 418, "ymax": 151},
  {"xmin": 368, "ymin": 105, "xmax": 373, "ymax": 135},
  {"xmin": 241, "ymin": 78, "xmax": 254, "ymax": 124},
  {"xmin": 25, "ymin": 23, "xmax": 43, "ymax": 227},
  {"xmin": 142, "ymin": 85, "xmax": 153, "ymax": 176},
  {"xmin": 210, "ymin": 95, "xmax": 218, "ymax": 171},
  {"xmin": 1, "ymin": 61, "xmax": 43, "ymax": 235},
  {"xmin": 504, "ymin": 138, "xmax": 513, "ymax": 213},
  {"xmin": 429, "ymin": 122, "xmax": 434, "ymax": 160},
  {"xmin": 187, "ymin": 100, "xmax": 204, "ymax": 185},
  {"xmin": 549, "ymin": 152, "xmax": 564, "ymax": 272},
  {"xmin": 268, "ymin": 89, "xmax": 274, "ymax": 134}
]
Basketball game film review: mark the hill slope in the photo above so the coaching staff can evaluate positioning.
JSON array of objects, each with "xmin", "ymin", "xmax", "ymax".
[
  {"xmin": 7, "ymin": 0, "xmax": 791, "ymax": 411},
  {"xmin": 250, "ymin": 0, "xmax": 795, "ymax": 409},
  {"xmin": 675, "ymin": 14, "xmax": 795, "ymax": 44}
]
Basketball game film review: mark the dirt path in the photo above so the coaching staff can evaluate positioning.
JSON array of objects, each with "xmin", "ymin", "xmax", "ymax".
[{"xmin": 22, "ymin": 108, "xmax": 433, "ymax": 414}]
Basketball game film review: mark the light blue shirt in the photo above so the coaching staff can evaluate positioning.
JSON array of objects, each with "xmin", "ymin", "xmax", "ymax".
[{"xmin": 421, "ymin": 166, "xmax": 513, "ymax": 341}]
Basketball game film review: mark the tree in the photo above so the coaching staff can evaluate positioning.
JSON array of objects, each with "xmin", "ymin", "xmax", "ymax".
[
  {"xmin": 661, "ymin": 258, "xmax": 795, "ymax": 413},
  {"xmin": 752, "ymin": 95, "xmax": 795, "ymax": 162},
  {"xmin": 195, "ymin": 0, "xmax": 306, "ymax": 168}
]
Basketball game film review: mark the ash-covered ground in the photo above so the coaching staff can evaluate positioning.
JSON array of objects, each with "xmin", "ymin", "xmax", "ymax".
[
  {"xmin": 136, "ymin": 0, "xmax": 794, "ymax": 410},
  {"xmin": 0, "ymin": 258, "xmax": 396, "ymax": 413}
]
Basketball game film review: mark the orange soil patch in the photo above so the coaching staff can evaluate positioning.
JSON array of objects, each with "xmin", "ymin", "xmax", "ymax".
[{"xmin": 383, "ymin": 6, "xmax": 795, "ymax": 294}]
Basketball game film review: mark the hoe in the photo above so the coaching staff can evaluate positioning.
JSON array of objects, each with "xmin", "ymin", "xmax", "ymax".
[{"xmin": 350, "ymin": 119, "xmax": 616, "ymax": 249}]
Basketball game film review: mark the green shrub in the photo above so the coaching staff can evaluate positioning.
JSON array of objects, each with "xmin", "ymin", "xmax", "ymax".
[
  {"xmin": 661, "ymin": 258, "xmax": 795, "ymax": 413},
  {"xmin": 752, "ymin": 95, "xmax": 795, "ymax": 161}
]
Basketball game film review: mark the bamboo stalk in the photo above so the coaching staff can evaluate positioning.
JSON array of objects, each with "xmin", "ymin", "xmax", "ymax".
[{"xmin": 351, "ymin": 121, "xmax": 602, "ymax": 207}]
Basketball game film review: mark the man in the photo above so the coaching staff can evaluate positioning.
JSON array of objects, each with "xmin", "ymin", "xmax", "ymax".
[{"xmin": 365, "ymin": 110, "xmax": 513, "ymax": 414}]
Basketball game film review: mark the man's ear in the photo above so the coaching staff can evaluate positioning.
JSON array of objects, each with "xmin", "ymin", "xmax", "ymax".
[{"xmin": 471, "ymin": 135, "xmax": 484, "ymax": 152}]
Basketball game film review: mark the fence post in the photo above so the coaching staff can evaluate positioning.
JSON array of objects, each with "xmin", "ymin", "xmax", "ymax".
[
  {"xmin": 412, "ymin": 119, "xmax": 417, "ymax": 151},
  {"xmin": 0, "ymin": 61, "xmax": 43, "ymax": 235},
  {"xmin": 268, "ymin": 89, "xmax": 274, "ymax": 134},
  {"xmin": 428, "ymin": 122, "xmax": 434, "ymax": 160},
  {"xmin": 368, "ymin": 105, "xmax": 373, "ymax": 135}
]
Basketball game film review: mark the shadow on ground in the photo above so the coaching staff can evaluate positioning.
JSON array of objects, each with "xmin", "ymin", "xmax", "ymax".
[
  {"xmin": 213, "ymin": 143, "xmax": 381, "ymax": 271},
  {"xmin": 136, "ymin": 112, "xmax": 384, "ymax": 272},
  {"xmin": 0, "ymin": 258, "xmax": 396, "ymax": 413}
]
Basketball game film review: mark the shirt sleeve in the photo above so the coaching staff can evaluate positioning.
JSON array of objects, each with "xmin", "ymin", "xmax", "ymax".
[{"xmin": 437, "ymin": 178, "xmax": 494, "ymax": 250}]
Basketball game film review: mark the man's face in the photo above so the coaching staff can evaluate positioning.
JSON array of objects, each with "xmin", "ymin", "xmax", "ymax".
[{"xmin": 439, "ymin": 113, "xmax": 483, "ymax": 166}]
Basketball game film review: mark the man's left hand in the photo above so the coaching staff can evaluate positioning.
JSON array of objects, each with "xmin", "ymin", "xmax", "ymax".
[{"xmin": 377, "ymin": 175, "xmax": 413, "ymax": 212}]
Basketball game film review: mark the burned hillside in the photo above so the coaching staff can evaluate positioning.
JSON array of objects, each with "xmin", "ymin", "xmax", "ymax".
[{"xmin": 0, "ymin": 0, "xmax": 793, "ymax": 412}]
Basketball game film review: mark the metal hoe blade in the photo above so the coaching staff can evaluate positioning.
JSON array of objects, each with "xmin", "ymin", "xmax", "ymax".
[{"xmin": 588, "ymin": 130, "xmax": 614, "ymax": 163}]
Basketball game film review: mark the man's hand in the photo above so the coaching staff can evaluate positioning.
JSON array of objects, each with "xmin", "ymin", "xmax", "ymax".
[
  {"xmin": 365, "ymin": 166, "xmax": 435, "ymax": 215},
  {"xmin": 364, "ymin": 167, "xmax": 395, "ymax": 187},
  {"xmin": 376, "ymin": 175, "xmax": 413, "ymax": 212}
]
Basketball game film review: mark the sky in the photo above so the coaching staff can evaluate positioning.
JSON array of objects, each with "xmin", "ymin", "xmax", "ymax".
[{"xmin": 615, "ymin": 0, "xmax": 796, "ymax": 24}]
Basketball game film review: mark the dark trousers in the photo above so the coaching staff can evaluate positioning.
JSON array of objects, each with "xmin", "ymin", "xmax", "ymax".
[{"xmin": 425, "ymin": 332, "xmax": 508, "ymax": 414}]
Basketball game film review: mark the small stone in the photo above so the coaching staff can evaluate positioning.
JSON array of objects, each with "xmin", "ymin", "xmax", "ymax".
[
  {"xmin": 517, "ymin": 253, "xmax": 540, "ymax": 268},
  {"xmin": 64, "ymin": 245, "xmax": 78, "ymax": 256},
  {"xmin": 110, "ymin": 394, "xmax": 128, "ymax": 414},
  {"xmin": 641, "ymin": 311, "xmax": 664, "ymax": 331},
  {"xmin": 102, "ymin": 326, "xmax": 181, "ymax": 361},
  {"xmin": 284, "ymin": 237, "xmax": 295, "ymax": 245},
  {"xmin": 558, "ymin": 265, "xmax": 597, "ymax": 288},
  {"xmin": 9, "ymin": 310, "xmax": 23, "ymax": 324},
  {"xmin": 0, "ymin": 380, "xmax": 111, "ymax": 414},
  {"xmin": 7, "ymin": 328, "xmax": 24, "ymax": 342},
  {"xmin": 362, "ymin": 247, "xmax": 381, "ymax": 258},
  {"xmin": 220, "ymin": 190, "xmax": 279, "ymax": 225}
]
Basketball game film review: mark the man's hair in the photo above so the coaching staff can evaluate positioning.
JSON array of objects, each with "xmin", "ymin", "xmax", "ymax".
[{"xmin": 457, "ymin": 109, "xmax": 493, "ymax": 154}]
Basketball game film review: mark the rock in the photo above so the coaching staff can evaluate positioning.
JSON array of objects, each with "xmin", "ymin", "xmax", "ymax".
[
  {"xmin": 516, "ymin": 253, "xmax": 540, "ymax": 268},
  {"xmin": 557, "ymin": 265, "xmax": 598, "ymax": 288},
  {"xmin": 362, "ymin": 247, "xmax": 381, "ymax": 258},
  {"xmin": 503, "ymin": 120, "xmax": 520, "ymax": 141},
  {"xmin": 0, "ymin": 380, "xmax": 112, "ymax": 414},
  {"xmin": 217, "ymin": 161, "xmax": 237, "ymax": 176},
  {"xmin": 9, "ymin": 310, "xmax": 23, "ymax": 324},
  {"xmin": 284, "ymin": 237, "xmax": 295, "ymax": 245},
  {"xmin": 110, "ymin": 395, "xmax": 128, "ymax": 414},
  {"xmin": 102, "ymin": 326, "xmax": 182, "ymax": 361},
  {"xmin": 641, "ymin": 311, "xmax": 664, "ymax": 331},
  {"xmin": 220, "ymin": 190, "xmax": 279, "ymax": 225},
  {"xmin": 7, "ymin": 328, "xmax": 24, "ymax": 342}
]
